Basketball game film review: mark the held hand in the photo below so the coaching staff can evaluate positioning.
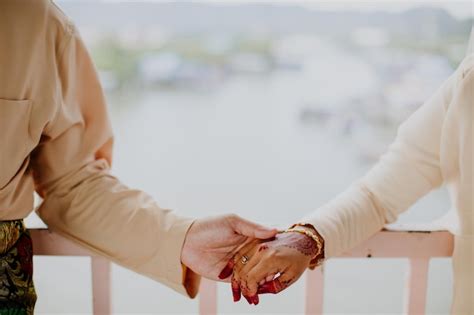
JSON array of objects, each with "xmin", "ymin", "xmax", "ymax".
[
  {"xmin": 180, "ymin": 214, "xmax": 277, "ymax": 282},
  {"xmin": 227, "ymin": 227, "xmax": 322, "ymax": 305}
]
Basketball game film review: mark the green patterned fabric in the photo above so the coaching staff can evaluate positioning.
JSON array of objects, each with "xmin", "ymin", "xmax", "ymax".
[{"xmin": 0, "ymin": 220, "xmax": 36, "ymax": 315}]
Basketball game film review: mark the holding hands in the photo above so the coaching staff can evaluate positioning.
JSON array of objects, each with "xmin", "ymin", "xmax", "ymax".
[
  {"xmin": 219, "ymin": 224, "xmax": 325, "ymax": 305},
  {"xmin": 181, "ymin": 214, "xmax": 279, "ymax": 282}
]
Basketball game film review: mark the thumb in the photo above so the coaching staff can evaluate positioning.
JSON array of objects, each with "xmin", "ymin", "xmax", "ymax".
[{"xmin": 230, "ymin": 215, "xmax": 277, "ymax": 239}]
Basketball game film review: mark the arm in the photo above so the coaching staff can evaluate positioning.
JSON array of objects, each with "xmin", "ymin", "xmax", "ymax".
[
  {"xmin": 304, "ymin": 52, "xmax": 474, "ymax": 258},
  {"xmin": 31, "ymin": 23, "xmax": 276, "ymax": 298},
  {"xmin": 229, "ymin": 54, "xmax": 472, "ymax": 303},
  {"xmin": 305, "ymin": 67, "xmax": 456, "ymax": 258}
]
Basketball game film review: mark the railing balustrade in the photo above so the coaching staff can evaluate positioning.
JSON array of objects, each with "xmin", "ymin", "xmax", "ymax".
[{"xmin": 30, "ymin": 227, "xmax": 454, "ymax": 315}]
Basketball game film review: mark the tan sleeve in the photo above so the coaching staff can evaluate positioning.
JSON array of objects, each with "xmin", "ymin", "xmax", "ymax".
[
  {"xmin": 30, "ymin": 23, "xmax": 200, "ymax": 297},
  {"xmin": 302, "ymin": 57, "xmax": 467, "ymax": 258}
]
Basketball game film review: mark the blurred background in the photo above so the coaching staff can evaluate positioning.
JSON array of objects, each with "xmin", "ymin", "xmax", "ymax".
[{"xmin": 27, "ymin": 0, "xmax": 472, "ymax": 314}]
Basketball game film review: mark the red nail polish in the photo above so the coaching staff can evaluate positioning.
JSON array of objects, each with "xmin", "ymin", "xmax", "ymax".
[
  {"xmin": 218, "ymin": 260, "xmax": 234, "ymax": 279},
  {"xmin": 232, "ymin": 282, "xmax": 241, "ymax": 302},
  {"xmin": 258, "ymin": 282, "xmax": 272, "ymax": 294},
  {"xmin": 232, "ymin": 289, "xmax": 241, "ymax": 302},
  {"xmin": 243, "ymin": 295, "xmax": 252, "ymax": 305},
  {"xmin": 233, "ymin": 294, "xmax": 240, "ymax": 302},
  {"xmin": 252, "ymin": 295, "xmax": 259, "ymax": 305},
  {"xmin": 257, "ymin": 279, "xmax": 282, "ymax": 294}
]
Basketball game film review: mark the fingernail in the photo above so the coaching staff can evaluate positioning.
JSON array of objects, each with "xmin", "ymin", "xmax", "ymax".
[
  {"xmin": 257, "ymin": 279, "xmax": 282, "ymax": 294},
  {"xmin": 218, "ymin": 267, "xmax": 232, "ymax": 280},
  {"xmin": 244, "ymin": 295, "xmax": 253, "ymax": 305},
  {"xmin": 218, "ymin": 260, "xmax": 234, "ymax": 279},
  {"xmin": 252, "ymin": 295, "xmax": 259, "ymax": 305},
  {"xmin": 232, "ymin": 291, "xmax": 241, "ymax": 302},
  {"xmin": 232, "ymin": 280, "xmax": 241, "ymax": 302},
  {"xmin": 257, "ymin": 283, "xmax": 271, "ymax": 294}
]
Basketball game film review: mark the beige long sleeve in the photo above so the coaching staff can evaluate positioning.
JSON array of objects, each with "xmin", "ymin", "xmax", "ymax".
[{"xmin": 0, "ymin": 0, "xmax": 199, "ymax": 297}]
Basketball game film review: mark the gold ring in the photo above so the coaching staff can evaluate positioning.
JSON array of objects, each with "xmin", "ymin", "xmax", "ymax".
[{"xmin": 240, "ymin": 255, "xmax": 250, "ymax": 265}]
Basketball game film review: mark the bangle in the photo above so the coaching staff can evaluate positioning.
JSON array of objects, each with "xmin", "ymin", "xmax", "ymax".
[{"xmin": 283, "ymin": 227, "xmax": 323, "ymax": 258}]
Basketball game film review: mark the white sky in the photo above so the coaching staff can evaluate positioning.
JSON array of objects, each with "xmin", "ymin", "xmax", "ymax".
[{"xmin": 96, "ymin": 0, "xmax": 474, "ymax": 19}]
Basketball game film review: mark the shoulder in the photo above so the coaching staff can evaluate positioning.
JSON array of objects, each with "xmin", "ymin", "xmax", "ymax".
[{"xmin": 0, "ymin": 0, "xmax": 75, "ymax": 49}]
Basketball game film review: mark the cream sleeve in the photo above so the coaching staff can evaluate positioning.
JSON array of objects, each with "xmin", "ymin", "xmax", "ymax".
[{"xmin": 302, "ymin": 57, "xmax": 467, "ymax": 258}]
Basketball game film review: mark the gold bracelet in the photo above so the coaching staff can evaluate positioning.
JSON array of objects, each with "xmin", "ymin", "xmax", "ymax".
[
  {"xmin": 283, "ymin": 227, "xmax": 323, "ymax": 257},
  {"xmin": 290, "ymin": 223, "xmax": 325, "ymax": 252}
]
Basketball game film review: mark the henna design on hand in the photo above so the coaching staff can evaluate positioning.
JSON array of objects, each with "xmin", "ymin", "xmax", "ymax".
[
  {"xmin": 258, "ymin": 244, "xmax": 269, "ymax": 252},
  {"xmin": 231, "ymin": 276, "xmax": 241, "ymax": 302},
  {"xmin": 257, "ymin": 275, "xmax": 295, "ymax": 295},
  {"xmin": 275, "ymin": 232, "xmax": 318, "ymax": 256},
  {"xmin": 257, "ymin": 278, "xmax": 283, "ymax": 294}
]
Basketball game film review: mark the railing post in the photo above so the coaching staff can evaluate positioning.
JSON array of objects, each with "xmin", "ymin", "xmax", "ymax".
[
  {"xmin": 91, "ymin": 257, "xmax": 112, "ymax": 315},
  {"xmin": 29, "ymin": 228, "xmax": 453, "ymax": 314},
  {"xmin": 199, "ymin": 278, "xmax": 217, "ymax": 315},
  {"xmin": 404, "ymin": 258, "xmax": 430, "ymax": 315},
  {"xmin": 305, "ymin": 267, "xmax": 324, "ymax": 315}
]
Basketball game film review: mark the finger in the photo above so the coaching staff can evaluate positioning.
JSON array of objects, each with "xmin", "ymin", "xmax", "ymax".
[
  {"xmin": 241, "ymin": 287, "xmax": 260, "ymax": 305},
  {"xmin": 257, "ymin": 278, "xmax": 282, "ymax": 294},
  {"xmin": 231, "ymin": 274, "xmax": 241, "ymax": 302},
  {"xmin": 240, "ymin": 260, "xmax": 281, "ymax": 303},
  {"xmin": 235, "ymin": 272, "xmax": 253, "ymax": 305},
  {"xmin": 230, "ymin": 215, "xmax": 277, "ymax": 239},
  {"xmin": 222, "ymin": 239, "xmax": 267, "ymax": 281},
  {"xmin": 252, "ymin": 294, "xmax": 259, "ymax": 305},
  {"xmin": 243, "ymin": 294, "xmax": 253, "ymax": 305},
  {"xmin": 258, "ymin": 273, "xmax": 276, "ymax": 286},
  {"xmin": 240, "ymin": 281, "xmax": 253, "ymax": 305},
  {"xmin": 258, "ymin": 270, "xmax": 296, "ymax": 295},
  {"xmin": 232, "ymin": 239, "xmax": 262, "ymax": 275},
  {"xmin": 235, "ymin": 243, "xmax": 265, "ymax": 305},
  {"xmin": 236, "ymin": 243, "xmax": 264, "ymax": 274},
  {"xmin": 233, "ymin": 244, "xmax": 264, "ymax": 306},
  {"xmin": 218, "ymin": 258, "xmax": 235, "ymax": 280},
  {"xmin": 245, "ymin": 264, "xmax": 281, "ymax": 297},
  {"xmin": 240, "ymin": 281, "xmax": 260, "ymax": 305}
]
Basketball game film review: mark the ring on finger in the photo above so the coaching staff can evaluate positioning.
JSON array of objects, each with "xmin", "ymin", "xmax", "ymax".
[{"xmin": 240, "ymin": 255, "xmax": 250, "ymax": 265}]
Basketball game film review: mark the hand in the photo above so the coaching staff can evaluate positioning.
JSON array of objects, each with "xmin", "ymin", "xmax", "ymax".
[
  {"xmin": 181, "ymin": 214, "xmax": 277, "ymax": 282},
  {"xmin": 226, "ymin": 227, "xmax": 322, "ymax": 305}
]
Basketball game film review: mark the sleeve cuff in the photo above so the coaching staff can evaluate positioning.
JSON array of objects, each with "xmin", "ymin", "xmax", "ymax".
[
  {"xmin": 157, "ymin": 215, "xmax": 202, "ymax": 297},
  {"xmin": 127, "ymin": 213, "xmax": 202, "ymax": 298},
  {"xmin": 182, "ymin": 265, "xmax": 201, "ymax": 298}
]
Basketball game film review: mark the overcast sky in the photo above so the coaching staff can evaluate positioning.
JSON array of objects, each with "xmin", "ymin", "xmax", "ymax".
[{"xmin": 92, "ymin": 0, "xmax": 473, "ymax": 19}]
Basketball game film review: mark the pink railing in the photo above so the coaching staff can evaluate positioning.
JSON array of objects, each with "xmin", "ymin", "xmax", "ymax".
[
  {"xmin": 31, "ymin": 227, "xmax": 454, "ymax": 315},
  {"xmin": 31, "ymin": 229, "xmax": 112, "ymax": 314}
]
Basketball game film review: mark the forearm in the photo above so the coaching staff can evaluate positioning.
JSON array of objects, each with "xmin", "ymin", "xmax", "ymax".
[
  {"xmin": 285, "ymin": 224, "xmax": 325, "ymax": 269},
  {"xmin": 37, "ymin": 159, "xmax": 200, "ymax": 297},
  {"xmin": 301, "ymin": 182, "xmax": 387, "ymax": 258}
]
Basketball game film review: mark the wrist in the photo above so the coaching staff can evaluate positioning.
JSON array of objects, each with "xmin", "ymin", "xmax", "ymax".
[
  {"xmin": 287, "ymin": 223, "xmax": 325, "ymax": 268},
  {"xmin": 180, "ymin": 219, "xmax": 197, "ymax": 266}
]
